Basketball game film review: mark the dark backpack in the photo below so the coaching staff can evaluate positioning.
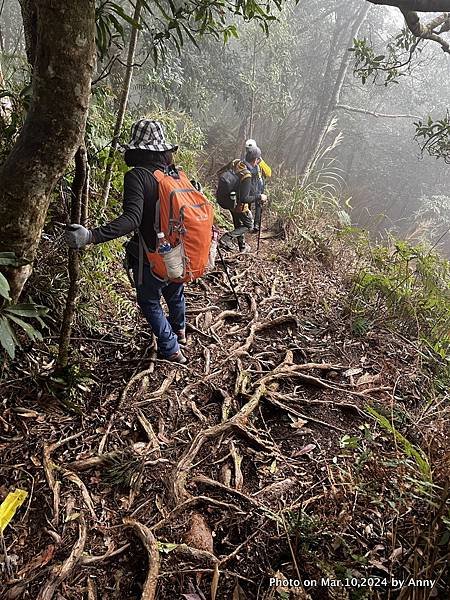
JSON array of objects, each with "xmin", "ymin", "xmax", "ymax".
[{"xmin": 216, "ymin": 166, "xmax": 240, "ymax": 210}]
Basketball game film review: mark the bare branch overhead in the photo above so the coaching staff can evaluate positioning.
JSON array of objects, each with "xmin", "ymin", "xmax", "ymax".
[
  {"xmin": 367, "ymin": 1, "xmax": 450, "ymax": 52},
  {"xmin": 367, "ymin": 0, "xmax": 450, "ymax": 10},
  {"xmin": 402, "ymin": 10, "xmax": 450, "ymax": 51}
]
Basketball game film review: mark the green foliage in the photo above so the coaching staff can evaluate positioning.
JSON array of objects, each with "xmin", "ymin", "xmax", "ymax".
[
  {"xmin": 350, "ymin": 240, "xmax": 450, "ymax": 337},
  {"xmin": 95, "ymin": 1, "xmax": 141, "ymax": 60},
  {"xmin": 347, "ymin": 237, "xmax": 450, "ymax": 388},
  {"xmin": 80, "ymin": 240, "xmax": 137, "ymax": 332},
  {"xmin": 86, "ymin": 88, "xmax": 133, "ymax": 192},
  {"xmin": 44, "ymin": 364, "xmax": 96, "ymax": 412},
  {"xmin": 365, "ymin": 406, "xmax": 431, "ymax": 481},
  {"xmin": 94, "ymin": 0, "xmax": 283, "ymax": 63},
  {"xmin": 268, "ymin": 177, "xmax": 351, "ymax": 265},
  {"xmin": 103, "ymin": 448, "xmax": 142, "ymax": 486},
  {"xmin": 285, "ymin": 510, "xmax": 324, "ymax": 552},
  {"xmin": 414, "ymin": 113, "xmax": 450, "ymax": 162},
  {"xmin": 270, "ymin": 118, "xmax": 351, "ymax": 230},
  {"xmin": 351, "ymin": 29, "xmax": 421, "ymax": 86},
  {"xmin": 0, "ymin": 253, "xmax": 48, "ymax": 360}
]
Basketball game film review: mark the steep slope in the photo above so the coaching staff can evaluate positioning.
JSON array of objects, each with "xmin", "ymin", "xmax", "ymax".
[{"xmin": 1, "ymin": 232, "xmax": 448, "ymax": 600}]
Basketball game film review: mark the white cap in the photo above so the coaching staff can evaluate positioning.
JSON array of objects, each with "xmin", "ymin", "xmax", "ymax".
[
  {"xmin": 157, "ymin": 232, "xmax": 165, "ymax": 238},
  {"xmin": 245, "ymin": 138, "xmax": 257, "ymax": 149}
]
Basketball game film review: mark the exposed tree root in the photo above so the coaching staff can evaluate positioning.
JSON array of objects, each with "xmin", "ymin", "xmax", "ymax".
[
  {"xmin": 192, "ymin": 475, "xmax": 261, "ymax": 508},
  {"xmin": 62, "ymin": 470, "xmax": 97, "ymax": 520},
  {"xmin": 80, "ymin": 543, "xmax": 130, "ymax": 565},
  {"xmin": 136, "ymin": 409, "xmax": 161, "ymax": 457},
  {"xmin": 123, "ymin": 518, "xmax": 159, "ymax": 600},
  {"xmin": 173, "ymin": 543, "xmax": 218, "ymax": 565},
  {"xmin": 36, "ymin": 516, "xmax": 87, "ymax": 600},
  {"xmin": 170, "ymin": 384, "xmax": 266, "ymax": 504},
  {"xmin": 230, "ymin": 315, "xmax": 298, "ymax": 356},
  {"xmin": 42, "ymin": 432, "xmax": 83, "ymax": 526},
  {"xmin": 152, "ymin": 495, "xmax": 246, "ymax": 533},
  {"xmin": 4, "ymin": 231, "xmax": 440, "ymax": 600}
]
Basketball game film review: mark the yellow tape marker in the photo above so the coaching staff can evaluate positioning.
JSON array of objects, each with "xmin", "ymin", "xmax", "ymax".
[{"xmin": 0, "ymin": 489, "xmax": 28, "ymax": 533}]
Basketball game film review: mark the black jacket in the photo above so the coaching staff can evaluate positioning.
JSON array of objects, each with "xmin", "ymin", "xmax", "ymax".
[{"xmin": 91, "ymin": 160, "xmax": 168, "ymax": 257}]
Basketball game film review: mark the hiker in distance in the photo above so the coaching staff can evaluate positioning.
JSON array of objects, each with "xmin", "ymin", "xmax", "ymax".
[
  {"xmin": 216, "ymin": 145, "xmax": 268, "ymax": 253},
  {"xmin": 245, "ymin": 138, "xmax": 271, "ymax": 234},
  {"xmin": 64, "ymin": 119, "xmax": 213, "ymax": 364}
]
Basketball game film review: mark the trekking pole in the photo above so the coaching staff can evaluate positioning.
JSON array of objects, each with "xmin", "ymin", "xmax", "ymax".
[
  {"xmin": 256, "ymin": 203, "xmax": 263, "ymax": 254},
  {"xmin": 216, "ymin": 244, "xmax": 241, "ymax": 310}
]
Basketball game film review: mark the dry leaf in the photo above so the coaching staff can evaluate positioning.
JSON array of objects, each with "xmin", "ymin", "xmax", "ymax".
[
  {"xmin": 389, "ymin": 546, "xmax": 403, "ymax": 562},
  {"xmin": 368, "ymin": 558, "xmax": 389, "ymax": 573},
  {"xmin": 220, "ymin": 464, "xmax": 232, "ymax": 487},
  {"xmin": 356, "ymin": 372, "xmax": 381, "ymax": 387},
  {"xmin": 292, "ymin": 443, "xmax": 316, "ymax": 457},
  {"xmin": 203, "ymin": 311, "xmax": 213, "ymax": 328},
  {"xmin": 343, "ymin": 367, "xmax": 363, "ymax": 377},
  {"xmin": 17, "ymin": 544, "xmax": 55, "ymax": 576},
  {"xmin": 230, "ymin": 441, "xmax": 243, "ymax": 491},
  {"xmin": 291, "ymin": 418, "xmax": 308, "ymax": 429}
]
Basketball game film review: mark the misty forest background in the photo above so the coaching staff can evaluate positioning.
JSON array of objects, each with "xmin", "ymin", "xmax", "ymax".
[{"xmin": 0, "ymin": 1, "xmax": 449, "ymax": 600}]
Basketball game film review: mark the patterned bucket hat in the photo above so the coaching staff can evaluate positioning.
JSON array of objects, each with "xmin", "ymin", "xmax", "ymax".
[{"xmin": 123, "ymin": 119, "xmax": 178, "ymax": 152}]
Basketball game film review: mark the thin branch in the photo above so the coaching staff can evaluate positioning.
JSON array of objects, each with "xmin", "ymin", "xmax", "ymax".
[{"xmin": 336, "ymin": 103, "xmax": 421, "ymax": 119}]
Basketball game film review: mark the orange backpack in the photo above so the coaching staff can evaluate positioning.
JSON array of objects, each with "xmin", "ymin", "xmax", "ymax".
[{"xmin": 142, "ymin": 167, "xmax": 214, "ymax": 283}]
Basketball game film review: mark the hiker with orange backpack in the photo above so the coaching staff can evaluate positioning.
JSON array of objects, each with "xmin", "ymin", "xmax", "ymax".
[{"xmin": 64, "ymin": 119, "xmax": 214, "ymax": 364}]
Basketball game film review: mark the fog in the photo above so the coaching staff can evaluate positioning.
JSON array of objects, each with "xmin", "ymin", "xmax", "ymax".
[{"xmin": 2, "ymin": 0, "xmax": 450, "ymax": 251}]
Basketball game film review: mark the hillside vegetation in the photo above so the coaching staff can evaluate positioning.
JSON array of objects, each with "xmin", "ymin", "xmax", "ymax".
[{"xmin": 1, "ymin": 125, "xmax": 449, "ymax": 597}]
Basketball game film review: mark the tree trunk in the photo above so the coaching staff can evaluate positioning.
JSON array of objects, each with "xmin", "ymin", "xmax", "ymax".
[
  {"xmin": 101, "ymin": 0, "xmax": 143, "ymax": 211},
  {"xmin": 0, "ymin": 0, "xmax": 96, "ymax": 302},
  {"xmin": 300, "ymin": 4, "xmax": 370, "ymax": 186},
  {"xmin": 18, "ymin": 0, "xmax": 37, "ymax": 64},
  {"xmin": 58, "ymin": 145, "xmax": 88, "ymax": 368}
]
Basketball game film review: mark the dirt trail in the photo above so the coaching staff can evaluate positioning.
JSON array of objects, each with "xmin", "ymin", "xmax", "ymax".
[{"xmin": 1, "ymin": 232, "xmax": 447, "ymax": 599}]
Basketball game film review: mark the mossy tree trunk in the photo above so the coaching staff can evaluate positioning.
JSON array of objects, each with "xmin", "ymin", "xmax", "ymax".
[{"xmin": 0, "ymin": 0, "xmax": 96, "ymax": 302}]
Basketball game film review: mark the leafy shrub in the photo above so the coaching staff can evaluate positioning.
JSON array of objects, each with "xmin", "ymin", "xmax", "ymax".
[
  {"xmin": 0, "ymin": 253, "xmax": 48, "ymax": 360},
  {"xmin": 348, "ymin": 238, "xmax": 450, "ymax": 378}
]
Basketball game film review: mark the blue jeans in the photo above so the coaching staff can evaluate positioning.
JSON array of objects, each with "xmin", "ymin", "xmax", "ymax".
[{"xmin": 131, "ymin": 258, "xmax": 185, "ymax": 357}]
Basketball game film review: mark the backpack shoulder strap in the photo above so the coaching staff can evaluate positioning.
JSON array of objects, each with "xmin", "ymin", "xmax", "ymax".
[
  {"xmin": 152, "ymin": 169, "xmax": 165, "ymax": 182},
  {"xmin": 234, "ymin": 159, "xmax": 251, "ymax": 181}
]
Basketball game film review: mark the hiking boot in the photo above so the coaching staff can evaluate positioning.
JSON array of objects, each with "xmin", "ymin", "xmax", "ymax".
[
  {"xmin": 250, "ymin": 227, "xmax": 259, "ymax": 234},
  {"xmin": 176, "ymin": 329, "xmax": 187, "ymax": 345},
  {"xmin": 167, "ymin": 350, "xmax": 187, "ymax": 364},
  {"xmin": 158, "ymin": 350, "xmax": 187, "ymax": 364},
  {"xmin": 219, "ymin": 233, "xmax": 235, "ymax": 251}
]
